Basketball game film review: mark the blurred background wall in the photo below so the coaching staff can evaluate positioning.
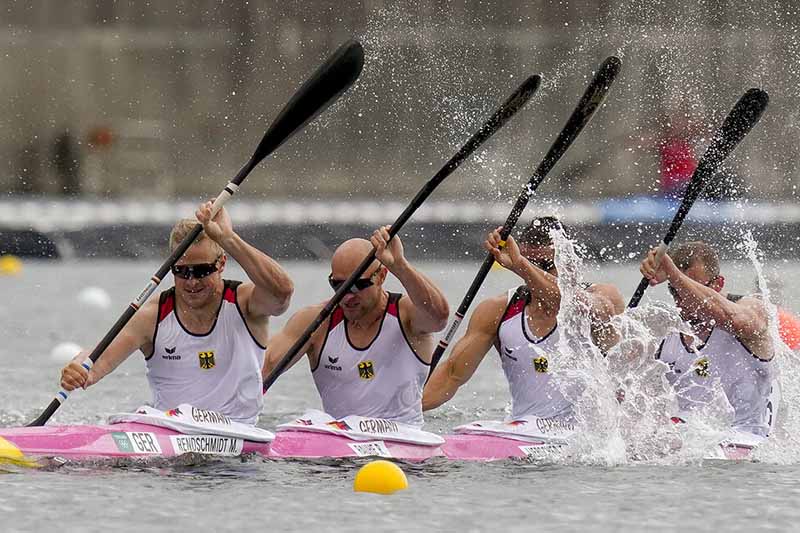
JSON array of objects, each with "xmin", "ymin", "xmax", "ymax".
[{"xmin": 0, "ymin": 0, "xmax": 797, "ymax": 201}]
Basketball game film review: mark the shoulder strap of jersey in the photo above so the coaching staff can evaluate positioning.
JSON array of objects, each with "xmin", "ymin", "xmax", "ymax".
[
  {"xmin": 502, "ymin": 285, "xmax": 530, "ymax": 321},
  {"xmin": 157, "ymin": 286, "xmax": 176, "ymax": 323},
  {"xmin": 495, "ymin": 285, "xmax": 530, "ymax": 344},
  {"xmin": 223, "ymin": 279, "xmax": 241, "ymax": 303},
  {"xmin": 494, "ymin": 285, "xmax": 528, "ymax": 353},
  {"xmin": 387, "ymin": 292, "xmax": 402, "ymax": 317},
  {"xmin": 149, "ymin": 286, "xmax": 176, "ymax": 360},
  {"xmin": 329, "ymin": 304, "xmax": 345, "ymax": 331}
]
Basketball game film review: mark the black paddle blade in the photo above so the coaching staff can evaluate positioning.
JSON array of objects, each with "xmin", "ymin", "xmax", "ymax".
[
  {"xmin": 627, "ymin": 88, "xmax": 769, "ymax": 308},
  {"xmin": 426, "ymin": 58, "xmax": 622, "ymax": 379},
  {"xmin": 531, "ymin": 56, "xmax": 621, "ymax": 182},
  {"xmin": 262, "ymin": 75, "xmax": 541, "ymax": 393},
  {"xmin": 26, "ymin": 41, "xmax": 364, "ymax": 427},
  {"xmin": 428, "ymin": 74, "xmax": 542, "ymax": 189},
  {"xmin": 243, "ymin": 39, "xmax": 365, "ymax": 179},
  {"xmin": 669, "ymin": 88, "xmax": 769, "ymax": 234},
  {"xmin": 503, "ymin": 56, "xmax": 621, "ymax": 235}
]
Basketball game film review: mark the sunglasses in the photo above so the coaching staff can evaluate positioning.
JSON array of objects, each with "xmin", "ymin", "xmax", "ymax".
[
  {"xmin": 328, "ymin": 270, "xmax": 379, "ymax": 293},
  {"xmin": 172, "ymin": 256, "xmax": 221, "ymax": 280}
]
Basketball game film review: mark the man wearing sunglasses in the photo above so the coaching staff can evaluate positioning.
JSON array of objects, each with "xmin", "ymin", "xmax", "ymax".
[
  {"xmin": 59, "ymin": 201, "xmax": 294, "ymax": 424},
  {"xmin": 423, "ymin": 217, "xmax": 623, "ymax": 422},
  {"xmin": 640, "ymin": 241, "xmax": 779, "ymax": 437},
  {"xmin": 263, "ymin": 226, "xmax": 449, "ymax": 426}
]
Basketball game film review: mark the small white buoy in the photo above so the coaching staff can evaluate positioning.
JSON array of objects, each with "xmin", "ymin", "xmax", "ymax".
[
  {"xmin": 50, "ymin": 342, "xmax": 83, "ymax": 362},
  {"xmin": 77, "ymin": 287, "xmax": 112, "ymax": 310}
]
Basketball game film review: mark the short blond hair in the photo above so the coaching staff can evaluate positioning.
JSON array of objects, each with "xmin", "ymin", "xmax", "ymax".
[{"xmin": 169, "ymin": 218, "xmax": 223, "ymax": 256}]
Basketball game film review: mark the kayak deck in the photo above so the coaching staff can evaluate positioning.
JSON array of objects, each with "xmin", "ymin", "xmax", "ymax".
[
  {"xmin": 0, "ymin": 423, "xmax": 270, "ymax": 460},
  {"xmin": 0, "ymin": 424, "xmax": 754, "ymax": 463}
]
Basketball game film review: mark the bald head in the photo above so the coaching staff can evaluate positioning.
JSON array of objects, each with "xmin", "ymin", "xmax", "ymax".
[{"xmin": 331, "ymin": 238, "xmax": 380, "ymax": 278}]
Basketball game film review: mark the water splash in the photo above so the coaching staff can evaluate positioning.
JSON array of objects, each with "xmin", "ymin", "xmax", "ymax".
[
  {"xmin": 549, "ymin": 228, "xmax": 626, "ymax": 465},
  {"xmin": 544, "ymin": 227, "xmax": 799, "ymax": 465},
  {"xmin": 739, "ymin": 231, "xmax": 800, "ymax": 464}
]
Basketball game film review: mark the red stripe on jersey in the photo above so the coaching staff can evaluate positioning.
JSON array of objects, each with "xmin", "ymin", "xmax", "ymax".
[
  {"xmin": 502, "ymin": 298, "xmax": 526, "ymax": 322},
  {"xmin": 387, "ymin": 300, "xmax": 399, "ymax": 317},
  {"xmin": 223, "ymin": 285, "xmax": 237, "ymax": 303},
  {"xmin": 158, "ymin": 293, "xmax": 174, "ymax": 323},
  {"xmin": 329, "ymin": 307, "xmax": 345, "ymax": 330}
]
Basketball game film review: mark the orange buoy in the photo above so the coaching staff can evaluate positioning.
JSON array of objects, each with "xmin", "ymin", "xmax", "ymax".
[{"xmin": 778, "ymin": 308, "xmax": 800, "ymax": 350}]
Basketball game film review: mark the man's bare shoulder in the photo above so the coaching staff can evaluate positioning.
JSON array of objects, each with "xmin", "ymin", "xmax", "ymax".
[
  {"xmin": 468, "ymin": 293, "xmax": 510, "ymax": 332},
  {"xmin": 732, "ymin": 294, "xmax": 770, "ymax": 325},
  {"xmin": 586, "ymin": 283, "xmax": 625, "ymax": 314},
  {"xmin": 125, "ymin": 297, "xmax": 160, "ymax": 344},
  {"xmin": 130, "ymin": 297, "xmax": 160, "ymax": 324},
  {"xmin": 294, "ymin": 302, "xmax": 328, "ymax": 318},
  {"xmin": 284, "ymin": 302, "xmax": 331, "ymax": 332}
]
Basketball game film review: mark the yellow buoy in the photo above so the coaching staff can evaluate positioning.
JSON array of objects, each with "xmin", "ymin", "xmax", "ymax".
[
  {"xmin": 0, "ymin": 255, "xmax": 22, "ymax": 276},
  {"xmin": 353, "ymin": 460, "xmax": 408, "ymax": 495}
]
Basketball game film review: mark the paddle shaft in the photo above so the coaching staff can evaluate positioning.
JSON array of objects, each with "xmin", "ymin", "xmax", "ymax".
[
  {"xmin": 27, "ymin": 40, "xmax": 365, "ymax": 427},
  {"xmin": 262, "ymin": 74, "xmax": 543, "ymax": 392},
  {"xmin": 627, "ymin": 88, "xmax": 770, "ymax": 308},
  {"xmin": 27, "ymin": 168, "xmax": 253, "ymax": 426},
  {"xmin": 428, "ymin": 57, "xmax": 622, "ymax": 376}
]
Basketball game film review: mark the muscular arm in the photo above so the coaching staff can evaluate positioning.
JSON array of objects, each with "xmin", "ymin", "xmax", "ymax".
[
  {"xmin": 196, "ymin": 201, "xmax": 292, "ymax": 318},
  {"xmin": 510, "ymin": 259, "xmax": 561, "ymax": 315},
  {"xmin": 422, "ymin": 297, "xmax": 503, "ymax": 410},
  {"xmin": 585, "ymin": 283, "xmax": 624, "ymax": 353},
  {"xmin": 221, "ymin": 232, "xmax": 294, "ymax": 318},
  {"xmin": 262, "ymin": 305, "xmax": 325, "ymax": 381},
  {"xmin": 670, "ymin": 272, "xmax": 770, "ymax": 356},
  {"xmin": 371, "ymin": 225, "xmax": 448, "ymax": 334},
  {"xmin": 486, "ymin": 232, "xmax": 559, "ymax": 314},
  {"xmin": 62, "ymin": 299, "xmax": 156, "ymax": 390},
  {"xmin": 90, "ymin": 300, "xmax": 157, "ymax": 382},
  {"xmin": 641, "ymin": 248, "xmax": 772, "ymax": 360},
  {"xmin": 391, "ymin": 259, "xmax": 450, "ymax": 335}
]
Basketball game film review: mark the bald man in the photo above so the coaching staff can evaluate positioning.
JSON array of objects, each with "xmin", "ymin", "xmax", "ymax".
[{"xmin": 262, "ymin": 226, "xmax": 449, "ymax": 426}]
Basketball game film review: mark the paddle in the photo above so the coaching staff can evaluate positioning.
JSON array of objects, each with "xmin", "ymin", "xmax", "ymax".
[
  {"xmin": 262, "ymin": 74, "xmax": 543, "ymax": 392},
  {"xmin": 427, "ymin": 57, "xmax": 622, "ymax": 377},
  {"xmin": 627, "ymin": 88, "xmax": 769, "ymax": 308},
  {"xmin": 27, "ymin": 39, "xmax": 365, "ymax": 427}
]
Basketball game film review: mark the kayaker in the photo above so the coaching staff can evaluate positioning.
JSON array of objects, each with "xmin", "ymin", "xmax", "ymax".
[
  {"xmin": 262, "ymin": 226, "xmax": 450, "ymax": 427},
  {"xmin": 640, "ymin": 240, "xmax": 780, "ymax": 437},
  {"xmin": 59, "ymin": 201, "xmax": 294, "ymax": 424},
  {"xmin": 423, "ymin": 217, "xmax": 623, "ymax": 421}
]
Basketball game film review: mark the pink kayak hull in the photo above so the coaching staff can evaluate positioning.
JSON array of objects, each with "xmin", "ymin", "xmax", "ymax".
[
  {"xmin": 269, "ymin": 430, "xmax": 444, "ymax": 461},
  {"xmin": 0, "ymin": 425, "xmax": 754, "ymax": 462},
  {"xmin": 442, "ymin": 434, "xmax": 560, "ymax": 460},
  {"xmin": 0, "ymin": 424, "xmax": 557, "ymax": 462},
  {"xmin": 0, "ymin": 423, "xmax": 270, "ymax": 460}
]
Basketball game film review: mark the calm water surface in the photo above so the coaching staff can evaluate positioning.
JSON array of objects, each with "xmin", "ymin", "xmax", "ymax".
[{"xmin": 2, "ymin": 259, "xmax": 800, "ymax": 532}]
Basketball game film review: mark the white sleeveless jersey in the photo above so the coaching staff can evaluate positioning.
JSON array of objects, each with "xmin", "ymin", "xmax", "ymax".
[
  {"xmin": 496, "ymin": 287, "xmax": 582, "ymax": 420},
  {"xmin": 657, "ymin": 327, "xmax": 779, "ymax": 436},
  {"xmin": 313, "ymin": 293, "xmax": 429, "ymax": 426},
  {"xmin": 146, "ymin": 280, "xmax": 266, "ymax": 425}
]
